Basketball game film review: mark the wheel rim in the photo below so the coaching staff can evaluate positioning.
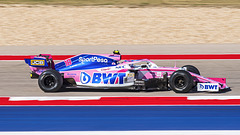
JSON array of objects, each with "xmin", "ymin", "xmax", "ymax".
[
  {"xmin": 43, "ymin": 75, "xmax": 56, "ymax": 88},
  {"xmin": 174, "ymin": 76, "xmax": 186, "ymax": 89}
]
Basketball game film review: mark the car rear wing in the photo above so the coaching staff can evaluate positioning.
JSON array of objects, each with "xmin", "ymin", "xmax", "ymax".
[
  {"xmin": 25, "ymin": 57, "xmax": 49, "ymax": 67},
  {"xmin": 25, "ymin": 54, "xmax": 55, "ymax": 67},
  {"xmin": 25, "ymin": 54, "xmax": 55, "ymax": 77}
]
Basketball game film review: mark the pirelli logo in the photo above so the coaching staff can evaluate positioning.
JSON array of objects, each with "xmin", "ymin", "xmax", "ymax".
[{"xmin": 31, "ymin": 60, "xmax": 45, "ymax": 66}]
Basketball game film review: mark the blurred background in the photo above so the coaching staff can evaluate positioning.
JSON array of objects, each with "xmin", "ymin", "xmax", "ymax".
[{"xmin": 0, "ymin": 0, "xmax": 240, "ymax": 46}]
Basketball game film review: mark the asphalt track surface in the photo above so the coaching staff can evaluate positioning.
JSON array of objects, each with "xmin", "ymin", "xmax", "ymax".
[
  {"xmin": 1, "ymin": 106, "xmax": 240, "ymax": 131},
  {"xmin": 0, "ymin": 44, "xmax": 239, "ymax": 96}
]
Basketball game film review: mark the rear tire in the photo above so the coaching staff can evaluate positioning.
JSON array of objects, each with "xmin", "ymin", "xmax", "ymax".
[
  {"xmin": 182, "ymin": 65, "xmax": 200, "ymax": 75},
  {"xmin": 169, "ymin": 70, "xmax": 193, "ymax": 93},
  {"xmin": 38, "ymin": 69, "xmax": 63, "ymax": 92}
]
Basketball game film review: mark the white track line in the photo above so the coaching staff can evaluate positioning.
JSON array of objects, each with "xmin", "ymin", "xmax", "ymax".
[
  {"xmin": 9, "ymin": 96, "xmax": 101, "ymax": 101},
  {"xmin": 187, "ymin": 96, "xmax": 240, "ymax": 100},
  {"xmin": 8, "ymin": 96, "xmax": 240, "ymax": 101}
]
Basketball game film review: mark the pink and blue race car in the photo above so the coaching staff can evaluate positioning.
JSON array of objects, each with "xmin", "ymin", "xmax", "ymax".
[{"xmin": 25, "ymin": 51, "xmax": 228, "ymax": 93}]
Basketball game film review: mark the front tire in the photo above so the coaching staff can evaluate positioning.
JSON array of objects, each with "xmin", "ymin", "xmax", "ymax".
[
  {"xmin": 182, "ymin": 65, "xmax": 200, "ymax": 75},
  {"xmin": 169, "ymin": 70, "xmax": 193, "ymax": 93},
  {"xmin": 38, "ymin": 69, "xmax": 63, "ymax": 92}
]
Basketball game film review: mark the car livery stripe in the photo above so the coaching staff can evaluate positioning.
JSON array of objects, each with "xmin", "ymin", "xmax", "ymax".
[
  {"xmin": 1, "ymin": 96, "xmax": 240, "ymax": 106},
  {"xmin": 1, "ymin": 54, "xmax": 240, "ymax": 60}
]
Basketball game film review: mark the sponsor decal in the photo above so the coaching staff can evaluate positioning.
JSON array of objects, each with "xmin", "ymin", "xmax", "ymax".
[
  {"xmin": 126, "ymin": 73, "xmax": 134, "ymax": 83},
  {"xmin": 100, "ymin": 67, "xmax": 111, "ymax": 71},
  {"xmin": 197, "ymin": 83, "xmax": 219, "ymax": 92},
  {"xmin": 80, "ymin": 72, "xmax": 91, "ymax": 84},
  {"xmin": 67, "ymin": 73, "xmax": 77, "ymax": 75},
  {"xmin": 79, "ymin": 56, "xmax": 108, "ymax": 63},
  {"xmin": 80, "ymin": 72, "xmax": 126, "ymax": 85},
  {"xmin": 66, "ymin": 73, "xmax": 77, "ymax": 78},
  {"xmin": 31, "ymin": 60, "xmax": 45, "ymax": 66},
  {"xmin": 116, "ymin": 65, "xmax": 125, "ymax": 69},
  {"xmin": 64, "ymin": 59, "xmax": 72, "ymax": 66},
  {"xmin": 35, "ymin": 69, "xmax": 46, "ymax": 74},
  {"xmin": 128, "ymin": 73, "xmax": 134, "ymax": 78}
]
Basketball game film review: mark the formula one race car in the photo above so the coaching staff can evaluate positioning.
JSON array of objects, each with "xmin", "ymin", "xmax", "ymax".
[{"xmin": 25, "ymin": 51, "xmax": 228, "ymax": 93}]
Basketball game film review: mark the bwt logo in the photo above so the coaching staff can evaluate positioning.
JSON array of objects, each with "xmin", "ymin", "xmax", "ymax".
[
  {"xmin": 199, "ymin": 84, "xmax": 205, "ymax": 90},
  {"xmin": 79, "ymin": 56, "xmax": 108, "ymax": 63},
  {"xmin": 31, "ymin": 60, "xmax": 44, "ymax": 66},
  {"xmin": 80, "ymin": 72, "xmax": 126, "ymax": 84},
  {"xmin": 205, "ymin": 84, "xmax": 218, "ymax": 89},
  {"xmin": 198, "ymin": 83, "xmax": 219, "ymax": 91},
  {"xmin": 199, "ymin": 84, "xmax": 218, "ymax": 90}
]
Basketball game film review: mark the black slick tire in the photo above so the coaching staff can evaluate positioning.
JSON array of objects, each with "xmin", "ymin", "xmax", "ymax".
[
  {"xmin": 38, "ymin": 69, "xmax": 63, "ymax": 92},
  {"xmin": 182, "ymin": 65, "xmax": 200, "ymax": 75},
  {"xmin": 169, "ymin": 70, "xmax": 193, "ymax": 93}
]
